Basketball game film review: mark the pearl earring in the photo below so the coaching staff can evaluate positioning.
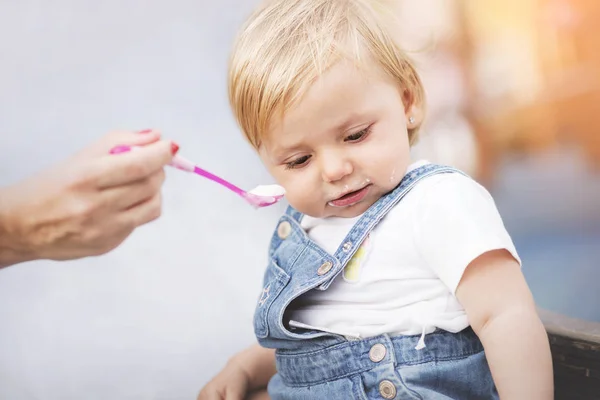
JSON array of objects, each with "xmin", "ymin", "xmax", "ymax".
[{"xmin": 408, "ymin": 116, "xmax": 415, "ymax": 125}]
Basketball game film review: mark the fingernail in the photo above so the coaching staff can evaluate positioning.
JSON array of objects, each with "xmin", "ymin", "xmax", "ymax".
[
  {"xmin": 170, "ymin": 142, "xmax": 180, "ymax": 155},
  {"xmin": 137, "ymin": 129, "xmax": 152, "ymax": 134},
  {"xmin": 109, "ymin": 145, "xmax": 132, "ymax": 154}
]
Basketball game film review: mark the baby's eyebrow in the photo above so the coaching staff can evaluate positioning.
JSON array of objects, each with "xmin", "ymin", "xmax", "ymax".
[
  {"xmin": 269, "ymin": 143, "xmax": 303, "ymax": 158},
  {"xmin": 263, "ymin": 143, "xmax": 305, "ymax": 165},
  {"xmin": 331, "ymin": 112, "xmax": 370, "ymax": 133}
]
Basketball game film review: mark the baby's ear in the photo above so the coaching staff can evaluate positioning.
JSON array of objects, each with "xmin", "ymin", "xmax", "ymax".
[{"xmin": 403, "ymin": 87, "xmax": 424, "ymax": 112}]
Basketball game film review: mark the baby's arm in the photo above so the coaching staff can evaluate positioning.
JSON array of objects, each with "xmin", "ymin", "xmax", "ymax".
[
  {"xmin": 198, "ymin": 344, "xmax": 275, "ymax": 400},
  {"xmin": 456, "ymin": 249, "xmax": 553, "ymax": 399}
]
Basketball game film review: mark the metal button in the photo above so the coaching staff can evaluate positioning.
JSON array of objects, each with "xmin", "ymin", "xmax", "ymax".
[
  {"xmin": 277, "ymin": 221, "xmax": 292, "ymax": 239},
  {"xmin": 369, "ymin": 343, "xmax": 386, "ymax": 363},
  {"xmin": 342, "ymin": 242, "xmax": 352, "ymax": 252},
  {"xmin": 379, "ymin": 380, "xmax": 397, "ymax": 399},
  {"xmin": 317, "ymin": 261, "xmax": 333, "ymax": 275}
]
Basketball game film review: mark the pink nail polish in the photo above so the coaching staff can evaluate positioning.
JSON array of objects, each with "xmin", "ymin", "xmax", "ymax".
[
  {"xmin": 137, "ymin": 129, "xmax": 152, "ymax": 134},
  {"xmin": 109, "ymin": 145, "xmax": 132, "ymax": 154},
  {"xmin": 171, "ymin": 142, "xmax": 180, "ymax": 155}
]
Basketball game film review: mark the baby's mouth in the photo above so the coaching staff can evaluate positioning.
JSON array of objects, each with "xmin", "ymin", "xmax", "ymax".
[{"xmin": 328, "ymin": 184, "xmax": 372, "ymax": 208}]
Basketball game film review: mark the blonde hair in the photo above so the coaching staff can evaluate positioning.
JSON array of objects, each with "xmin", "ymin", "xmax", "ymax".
[{"xmin": 228, "ymin": 0, "xmax": 425, "ymax": 149}]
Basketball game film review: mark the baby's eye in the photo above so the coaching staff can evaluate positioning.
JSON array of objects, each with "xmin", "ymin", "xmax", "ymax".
[
  {"xmin": 345, "ymin": 126, "xmax": 371, "ymax": 142},
  {"xmin": 285, "ymin": 155, "xmax": 311, "ymax": 170}
]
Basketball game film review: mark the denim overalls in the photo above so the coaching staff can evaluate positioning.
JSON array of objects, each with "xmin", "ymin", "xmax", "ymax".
[{"xmin": 254, "ymin": 164, "xmax": 498, "ymax": 399}]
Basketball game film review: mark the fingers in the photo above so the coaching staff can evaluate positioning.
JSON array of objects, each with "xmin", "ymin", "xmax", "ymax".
[
  {"xmin": 197, "ymin": 387, "xmax": 244, "ymax": 400},
  {"xmin": 96, "ymin": 139, "xmax": 177, "ymax": 188},
  {"xmin": 103, "ymin": 129, "xmax": 161, "ymax": 148},
  {"xmin": 123, "ymin": 190, "xmax": 163, "ymax": 228},
  {"xmin": 197, "ymin": 389, "xmax": 224, "ymax": 400},
  {"xmin": 226, "ymin": 388, "xmax": 247, "ymax": 400},
  {"xmin": 104, "ymin": 169, "xmax": 166, "ymax": 210},
  {"xmin": 246, "ymin": 390, "xmax": 270, "ymax": 400}
]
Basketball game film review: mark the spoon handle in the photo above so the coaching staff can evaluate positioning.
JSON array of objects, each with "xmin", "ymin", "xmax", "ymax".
[
  {"xmin": 192, "ymin": 166, "xmax": 245, "ymax": 196},
  {"xmin": 110, "ymin": 146, "xmax": 248, "ymax": 197},
  {"xmin": 169, "ymin": 154, "xmax": 246, "ymax": 196}
]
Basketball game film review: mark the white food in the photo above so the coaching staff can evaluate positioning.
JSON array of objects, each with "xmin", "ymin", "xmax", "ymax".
[{"xmin": 249, "ymin": 184, "xmax": 286, "ymax": 197}]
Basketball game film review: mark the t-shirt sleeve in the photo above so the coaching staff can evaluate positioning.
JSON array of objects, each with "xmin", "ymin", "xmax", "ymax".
[{"xmin": 412, "ymin": 173, "xmax": 521, "ymax": 294}]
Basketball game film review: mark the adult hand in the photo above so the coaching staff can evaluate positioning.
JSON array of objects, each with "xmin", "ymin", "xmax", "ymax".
[{"xmin": 0, "ymin": 129, "xmax": 178, "ymax": 268}]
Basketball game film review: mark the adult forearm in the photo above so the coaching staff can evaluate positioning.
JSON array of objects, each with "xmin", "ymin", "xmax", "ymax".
[{"xmin": 0, "ymin": 187, "xmax": 37, "ymax": 268}]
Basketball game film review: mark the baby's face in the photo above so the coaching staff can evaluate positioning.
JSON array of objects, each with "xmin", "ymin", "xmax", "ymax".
[{"xmin": 259, "ymin": 61, "xmax": 419, "ymax": 218}]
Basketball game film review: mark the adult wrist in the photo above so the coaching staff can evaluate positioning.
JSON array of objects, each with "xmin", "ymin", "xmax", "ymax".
[{"xmin": 0, "ymin": 186, "xmax": 38, "ymax": 268}]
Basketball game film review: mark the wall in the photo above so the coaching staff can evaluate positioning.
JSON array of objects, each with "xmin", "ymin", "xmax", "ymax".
[{"xmin": 0, "ymin": 1, "xmax": 279, "ymax": 399}]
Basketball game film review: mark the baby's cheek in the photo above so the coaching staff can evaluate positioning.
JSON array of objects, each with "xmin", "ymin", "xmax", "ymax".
[
  {"xmin": 282, "ymin": 187, "xmax": 305, "ymax": 206},
  {"xmin": 283, "ymin": 187, "xmax": 315, "ymax": 214}
]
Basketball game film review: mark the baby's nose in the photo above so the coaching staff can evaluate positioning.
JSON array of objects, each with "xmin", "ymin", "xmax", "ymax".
[{"xmin": 320, "ymin": 154, "xmax": 353, "ymax": 183}]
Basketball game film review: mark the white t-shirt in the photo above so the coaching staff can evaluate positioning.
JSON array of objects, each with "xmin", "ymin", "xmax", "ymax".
[{"xmin": 288, "ymin": 161, "xmax": 521, "ymax": 346}]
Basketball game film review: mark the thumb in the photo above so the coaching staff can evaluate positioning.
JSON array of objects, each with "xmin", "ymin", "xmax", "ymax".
[
  {"xmin": 76, "ymin": 130, "xmax": 162, "ymax": 159},
  {"xmin": 99, "ymin": 130, "xmax": 162, "ymax": 152}
]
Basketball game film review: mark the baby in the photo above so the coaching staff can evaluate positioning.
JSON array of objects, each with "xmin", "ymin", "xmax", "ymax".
[{"xmin": 199, "ymin": 0, "xmax": 553, "ymax": 399}]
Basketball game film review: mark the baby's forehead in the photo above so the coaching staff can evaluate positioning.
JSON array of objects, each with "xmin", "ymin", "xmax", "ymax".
[{"xmin": 269, "ymin": 61, "xmax": 395, "ymax": 122}]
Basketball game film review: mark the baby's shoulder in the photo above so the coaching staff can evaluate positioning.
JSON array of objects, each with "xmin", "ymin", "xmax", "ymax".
[
  {"xmin": 408, "ymin": 170, "xmax": 492, "ymax": 205},
  {"xmin": 389, "ymin": 170, "xmax": 498, "ymax": 225}
]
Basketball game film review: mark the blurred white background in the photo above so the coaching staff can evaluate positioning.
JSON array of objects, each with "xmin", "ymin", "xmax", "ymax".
[{"xmin": 0, "ymin": 1, "xmax": 287, "ymax": 399}]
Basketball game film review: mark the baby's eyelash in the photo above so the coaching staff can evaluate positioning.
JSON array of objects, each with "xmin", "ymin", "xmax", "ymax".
[
  {"xmin": 285, "ymin": 155, "xmax": 311, "ymax": 170},
  {"xmin": 345, "ymin": 125, "xmax": 372, "ymax": 142},
  {"xmin": 283, "ymin": 125, "xmax": 373, "ymax": 170}
]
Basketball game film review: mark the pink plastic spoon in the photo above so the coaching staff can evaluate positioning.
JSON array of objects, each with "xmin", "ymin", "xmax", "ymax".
[{"xmin": 110, "ymin": 145, "xmax": 285, "ymax": 208}]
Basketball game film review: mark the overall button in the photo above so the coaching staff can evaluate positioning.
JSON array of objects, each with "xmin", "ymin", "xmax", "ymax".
[
  {"xmin": 379, "ymin": 380, "xmax": 397, "ymax": 399},
  {"xmin": 369, "ymin": 343, "xmax": 386, "ymax": 363},
  {"xmin": 342, "ymin": 241, "xmax": 352, "ymax": 252},
  {"xmin": 317, "ymin": 261, "xmax": 333, "ymax": 275},
  {"xmin": 277, "ymin": 221, "xmax": 292, "ymax": 239}
]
